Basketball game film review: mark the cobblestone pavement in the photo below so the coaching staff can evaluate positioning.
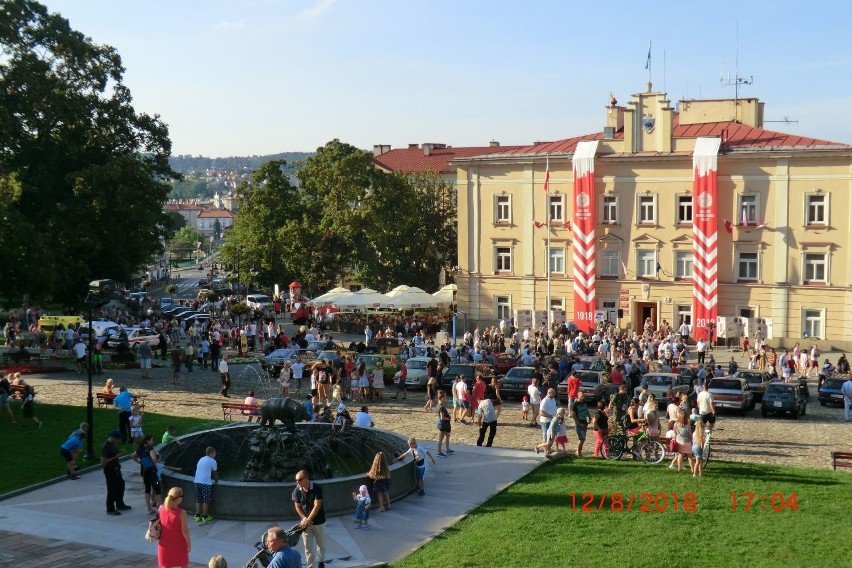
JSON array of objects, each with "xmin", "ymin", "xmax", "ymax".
[{"xmin": 10, "ymin": 346, "xmax": 851, "ymax": 470}]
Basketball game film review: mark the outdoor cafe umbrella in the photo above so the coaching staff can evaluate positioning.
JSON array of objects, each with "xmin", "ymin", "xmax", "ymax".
[
  {"xmin": 386, "ymin": 287, "xmax": 439, "ymax": 309},
  {"xmin": 309, "ymin": 287, "xmax": 350, "ymax": 306},
  {"xmin": 332, "ymin": 288, "xmax": 391, "ymax": 310},
  {"xmin": 432, "ymin": 283, "xmax": 456, "ymax": 306}
]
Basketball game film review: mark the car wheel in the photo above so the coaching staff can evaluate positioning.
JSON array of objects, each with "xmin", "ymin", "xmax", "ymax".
[{"xmin": 761, "ymin": 407, "xmax": 768, "ymax": 417}]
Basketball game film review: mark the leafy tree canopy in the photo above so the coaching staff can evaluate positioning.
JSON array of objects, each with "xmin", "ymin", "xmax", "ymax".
[{"xmin": 0, "ymin": 0, "xmax": 178, "ymax": 307}]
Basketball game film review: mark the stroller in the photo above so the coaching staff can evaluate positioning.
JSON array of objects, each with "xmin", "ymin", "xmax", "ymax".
[{"xmin": 243, "ymin": 524, "xmax": 305, "ymax": 568}]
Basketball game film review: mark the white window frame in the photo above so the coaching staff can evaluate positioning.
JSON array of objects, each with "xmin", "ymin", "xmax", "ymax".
[
  {"xmin": 737, "ymin": 251, "xmax": 759, "ymax": 282},
  {"xmin": 805, "ymin": 192, "xmax": 829, "ymax": 227},
  {"xmin": 601, "ymin": 194, "xmax": 619, "ymax": 224},
  {"xmin": 548, "ymin": 247, "xmax": 566, "ymax": 275},
  {"xmin": 803, "ymin": 252, "xmax": 828, "ymax": 284},
  {"xmin": 637, "ymin": 194, "xmax": 657, "ymax": 225},
  {"xmin": 677, "ymin": 194, "xmax": 693, "ymax": 224},
  {"xmin": 674, "ymin": 250, "xmax": 693, "ymax": 279},
  {"xmin": 738, "ymin": 193, "xmax": 760, "ymax": 225},
  {"xmin": 495, "ymin": 246, "xmax": 512, "ymax": 273},
  {"xmin": 548, "ymin": 194, "xmax": 564, "ymax": 222},
  {"xmin": 636, "ymin": 249, "xmax": 657, "ymax": 278},
  {"xmin": 496, "ymin": 296, "xmax": 511, "ymax": 321},
  {"xmin": 676, "ymin": 304, "xmax": 693, "ymax": 326},
  {"xmin": 494, "ymin": 194, "xmax": 511, "ymax": 224},
  {"xmin": 801, "ymin": 308, "xmax": 825, "ymax": 340},
  {"xmin": 550, "ymin": 298, "xmax": 565, "ymax": 311},
  {"xmin": 601, "ymin": 249, "xmax": 620, "ymax": 278}
]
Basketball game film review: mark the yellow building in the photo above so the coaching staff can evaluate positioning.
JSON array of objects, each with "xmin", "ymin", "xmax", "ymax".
[{"xmin": 453, "ymin": 86, "xmax": 852, "ymax": 350}]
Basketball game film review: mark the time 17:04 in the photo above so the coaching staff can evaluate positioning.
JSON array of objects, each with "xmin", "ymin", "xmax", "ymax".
[{"xmin": 730, "ymin": 492, "xmax": 798, "ymax": 512}]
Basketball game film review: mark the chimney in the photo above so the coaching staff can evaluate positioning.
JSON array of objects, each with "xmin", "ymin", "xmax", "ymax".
[
  {"xmin": 408, "ymin": 143, "xmax": 419, "ymax": 149},
  {"xmin": 606, "ymin": 105, "xmax": 625, "ymax": 132},
  {"xmin": 489, "ymin": 140, "xmax": 500, "ymax": 147},
  {"xmin": 372, "ymin": 144, "xmax": 391, "ymax": 156},
  {"xmin": 422, "ymin": 143, "xmax": 433, "ymax": 156}
]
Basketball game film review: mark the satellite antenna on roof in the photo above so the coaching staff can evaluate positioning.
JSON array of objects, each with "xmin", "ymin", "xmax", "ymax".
[{"xmin": 720, "ymin": 22, "xmax": 753, "ymax": 104}]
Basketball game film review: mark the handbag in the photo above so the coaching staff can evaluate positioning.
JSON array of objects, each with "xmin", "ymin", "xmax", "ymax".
[
  {"xmin": 145, "ymin": 514, "xmax": 162, "ymax": 542},
  {"xmin": 668, "ymin": 437, "xmax": 678, "ymax": 452}
]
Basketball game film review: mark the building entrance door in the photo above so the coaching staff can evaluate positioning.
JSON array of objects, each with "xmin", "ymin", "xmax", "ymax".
[{"xmin": 634, "ymin": 302, "xmax": 657, "ymax": 334}]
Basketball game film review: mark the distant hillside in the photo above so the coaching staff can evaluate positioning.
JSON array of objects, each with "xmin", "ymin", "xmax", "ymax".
[{"xmin": 169, "ymin": 152, "xmax": 313, "ymax": 174}]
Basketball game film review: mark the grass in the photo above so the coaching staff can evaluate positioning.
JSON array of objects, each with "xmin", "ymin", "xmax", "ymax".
[
  {"xmin": 0, "ymin": 402, "xmax": 215, "ymax": 495},
  {"xmin": 392, "ymin": 457, "xmax": 852, "ymax": 567}
]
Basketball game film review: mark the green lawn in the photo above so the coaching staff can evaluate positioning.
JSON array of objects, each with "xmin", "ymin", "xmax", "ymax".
[
  {"xmin": 0, "ymin": 403, "xmax": 214, "ymax": 495},
  {"xmin": 393, "ymin": 457, "xmax": 852, "ymax": 567}
]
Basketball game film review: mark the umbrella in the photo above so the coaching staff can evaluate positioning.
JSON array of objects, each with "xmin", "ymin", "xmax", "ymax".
[
  {"xmin": 332, "ymin": 289, "xmax": 391, "ymax": 309},
  {"xmin": 309, "ymin": 287, "xmax": 351, "ymax": 306},
  {"xmin": 388, "ymin": 287, "xmax": 439, "ymax": 309},
  {"xmin": 432, "ymin": 284, "xmax": 456, "ymax": 306},
  {"xmin": 385, "ymin": 285, "xmax": 411, "ymax": 298}
]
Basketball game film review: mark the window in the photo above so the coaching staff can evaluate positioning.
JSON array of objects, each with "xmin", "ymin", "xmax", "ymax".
[
  {"xmin": 496, "ymin": 296, "xmax": 511, "ymax": 321},
  {"xmin": 803, "ymin": 253, "xmax": 827, "ymax": 283},
  {"xmin": 677, "ymin": 195, "xmax": 693, "ymax": 224},
  {"xmin": 675, "ymin": 251, "xmax": 693, "ymax": 279},
  {"xmin": 637, "ymin": 250, "xmax": 656, "ymax": 278},
  {"xmin": 676, "ymin": 305, "xmax": 692, "ymax": 326},
  {"xmin": 495, "ymin": 195, "xmax": 511, "ymax": 223},
  {"xmin": 740, "ymin": 194, "xmax": 758, "ymax": 225},
  {"xmin": 601, "ymin": 249, "xmax": 620, "ymax": 278},
  {"xmin": 602, "ymin": 195, "xmax": 618, "ymax": 224},
  {"xmin": 549, "ymin": 195, "xmax": 564, "ymax": 222},
  {"xmin": 638, "ymin": 195, "xmax": 656, "ymax": 224},
  {"xmin": 805, "ymin": 194, "xmax": 827, "ymax": 226},
  {"xmin": 548, "ymin": 247, "xmax": 565, "ymax": 275},
  {"xmin": 495, "ymin": 247, "xmax": 512, "ymax": 273},
  {"xmin": 802, "ymin": 309, "xmax": 824, "ymax": 339},
  {"xmin": 550, "ymin": 298, "xmax": 564, "ymax": 311},
  {"xmin": 737, "ymin": 252, "xmax": 758, "ymax": 281}
]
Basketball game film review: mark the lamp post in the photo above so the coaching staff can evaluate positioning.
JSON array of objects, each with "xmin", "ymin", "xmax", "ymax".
[{"xmin": 83, "ymin": 296, "xmax": 97, "ymax": 460}]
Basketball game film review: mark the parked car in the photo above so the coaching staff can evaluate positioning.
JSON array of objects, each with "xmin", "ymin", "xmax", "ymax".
[
  {"xmin": 499, "ymin": 366, "xmax": 536, "ymax": 400},
  {"xmin": 392, "ymin": 356, "xmax": 432, "ymax": 388},
  {"xmin": 707, "ymin": 377, "xmax": 755, "ymax": 415},
  {"xmin": 733, "ymin": 370, "xmax": 774, "ymax": 401},
  {"xmin": 637, "ymin": 372, "xmax": 693, "ymax": 404},
  {"xmin": 107, "ymin": 327, "xmax": 165, "ymax": 351},
  {"xmin": 761, "ymin": 382, "xmax": 807, "ymax": 418},
  {"xmin": 818, "ymin": 377, "xmax": 850, "ymax": 406},
  {"xmin": 558, "ymin": 370, "xmax": 612, "ymax": 404},
  {"xmin": 439, "ymin": 363, "xmax": 496, "ymax": 392},
  {"xmin": 260, "ymin": 348, "xmax": 322, "ymax": 377},
  {"xmin": 492, "ymin": 352, "xmax": 518, "ymax": 375},
  {"xmin": 373, "ymin": 337, "xmax": 404, "ymax": 355},
  {"xmin": 159, "ymin": 297, "xmax": 175, "ymax": 310},
  {"xmin": 355, "ymin": 353, "xmax": 401, "ymax": 384},
  {"xmin": 246, "ymin": 294, "xmax": 271, "ymax": 311},
  {"xmin": 306, "ymin": 339, "xmax": 336, "ymax": 351}
]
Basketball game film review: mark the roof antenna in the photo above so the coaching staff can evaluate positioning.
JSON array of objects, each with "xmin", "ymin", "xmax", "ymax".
[{"xmin": 720, "ymin": 22, "xmax": 753, "ymax": 111}]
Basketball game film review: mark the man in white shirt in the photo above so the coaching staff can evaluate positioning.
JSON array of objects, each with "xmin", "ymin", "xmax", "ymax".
[
  {"xmin": 291, "ymin": 359, "xmax": 305, "ymax": 392},
  {"xmin": 678, "ymin": 320, "xmax": 690, "ymax": 342},
  {"xmin": 453, "ymin": 376, "xmax": 470, "ymax": 423},
  {"xmin": 538, "ymin": 388, "xmax": 558, "ymax": 441},
  {"xmin": 73, "ymin": 339, "xmax": 87, "ymax": 373},
  {"xmin": 527, "ymin": 379, "xmax": 542, "ymax": 428},
  {"xmin": 354, "ymin": 406, "xmax": 374, "ymax": 427},
  {"xmin": 841, "ymin": 379, "xmax": 852, "ymax": 422},
  {"xmin": 697, "ymin": 388, "xmax": 716, "ymax": 429}
]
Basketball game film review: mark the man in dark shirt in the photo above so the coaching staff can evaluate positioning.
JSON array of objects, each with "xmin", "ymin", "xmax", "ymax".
[
  {"xmin": 292, "ymin": 469, "xmax": 326, "ymax": 568},
  {"xmin": 101, "ymin": 430, "xmax": 130, "ymax": 515}
]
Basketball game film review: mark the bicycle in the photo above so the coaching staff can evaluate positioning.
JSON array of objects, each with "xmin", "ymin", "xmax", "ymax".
[{"xmin": 604, "ymin": 425, "xmax": 666, "ymax": 464}]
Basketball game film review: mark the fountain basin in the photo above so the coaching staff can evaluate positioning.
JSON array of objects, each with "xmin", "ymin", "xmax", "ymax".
[{"xmin": 158, "ymin": 422, "xmax": 415, "ymax": 521}]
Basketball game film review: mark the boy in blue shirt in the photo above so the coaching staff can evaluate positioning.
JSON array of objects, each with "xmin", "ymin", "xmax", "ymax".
[{"xmin": 60, "ymin": 431, "xmax": 86, "ymax": 480}]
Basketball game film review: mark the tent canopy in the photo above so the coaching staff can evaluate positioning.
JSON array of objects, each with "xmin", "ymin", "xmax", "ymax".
[
  {"xmin": 309, "ymin": 287, "xmax": 351, "ymax": 306},
  {"xmin": 432, "ymin": 284, "xmax": 456, "ymax": 306},
  {"xmin": 384, "ymin": 287, "xmax": 439, "ymax": 309},
  {"xmin": 332, "ymin": 288, "xmax": 390, "ymax": 309}
]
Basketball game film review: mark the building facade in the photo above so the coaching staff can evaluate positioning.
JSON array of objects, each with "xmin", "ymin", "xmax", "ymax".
[{"xmin": 453, "ymin": 86, "xmax": 852, "ymax": 350}]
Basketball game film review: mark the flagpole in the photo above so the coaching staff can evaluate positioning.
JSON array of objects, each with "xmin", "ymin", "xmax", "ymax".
[{"xmin": 546, "ymin": 157, "xmax": 551, "ymax": 339}]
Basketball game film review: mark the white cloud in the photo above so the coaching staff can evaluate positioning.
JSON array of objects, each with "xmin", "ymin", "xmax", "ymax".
[
  {"xmin": 299, "ymin": 0, "xmax": 338, "ymax": 19},
  {"xmin": 215, "ymin": 18, "xmax": 247, "ymax": 29}
]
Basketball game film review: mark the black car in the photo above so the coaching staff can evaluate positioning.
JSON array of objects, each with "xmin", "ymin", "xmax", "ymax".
[
  {"xmin": 818, "ymin": 378, "xmax": 850, "ymax": 407},
  {"xmin": 761, "ymin": 382, "xmax": 807, "ymax": 418},
  {"xmin": 499, "ymin": 367, "xmax": 536, "ymax": 400},
  {"xmin": 439, "ymin": 363, "xmax": 495, "ymax": 393}
]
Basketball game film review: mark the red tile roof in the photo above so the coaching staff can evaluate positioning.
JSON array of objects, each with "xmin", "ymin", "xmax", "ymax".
[
  {"xmin": 373, "ymin": 145, "xmax": 526, "ymax": 173},
  {"xmin": 197, "ymin": 209, "xmax": 234, "ymax": 218}
]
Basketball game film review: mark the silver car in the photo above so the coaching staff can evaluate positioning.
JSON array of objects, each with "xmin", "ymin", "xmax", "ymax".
[{"xmin": 707, "ymin": 377, "xmax": 755, "ymax": 415}]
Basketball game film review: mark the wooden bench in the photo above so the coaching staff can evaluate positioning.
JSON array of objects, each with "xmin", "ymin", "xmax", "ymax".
[
  {"xmin": 96, "ymin": 392, "xmax": 146, "ymax": 410},
  {"xmin": 222, "ymin": 402, "xmax": 261, "ymax": 421},
  {"xmin": 9, "ymin": 384, "xmax": 24, "ymax": 399},
  {"xmin": 832, "ymin": 451, "xmax": 852, "ymax": 470}
]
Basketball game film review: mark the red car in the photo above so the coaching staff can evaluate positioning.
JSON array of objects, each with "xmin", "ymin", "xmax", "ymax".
[{"xmin": 492, "ymin": 352, "xmax": 517, "ymax": 375}]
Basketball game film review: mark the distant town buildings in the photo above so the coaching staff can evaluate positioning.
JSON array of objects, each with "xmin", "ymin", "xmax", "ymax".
[{"xmin": 166, "ymin": 191, "xmax": 236, "ymax": 239}]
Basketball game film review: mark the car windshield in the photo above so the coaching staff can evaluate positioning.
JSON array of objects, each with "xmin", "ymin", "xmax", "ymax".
[
  {"xmin": 267, "ymin": 349, "xmax": 296, "ymax": 359},
  {"xmin": 507, "ymin": 368, "xmax": 535, "ymax": 379},
  {"xmin": 647, "ymin": 376, "xmax": 672, "ymax": 386},
  {"xmin": 737, "ymin": 372, "xmax": 764, "ymax": 384},
  {"xmin": 408, "ymin": 360, "xmax": 428, "ymax": 370},
  {"xmin": 765, "ymin": 384, "xmax": 794, "ymax": 396},
  {"xmin": 710, "ymin": 379, "xmax": 742, "ymax": 390},
  {"xmin": 823, "ymin": 379, "xmax": 848, "ymax": 390},
  {"xmin": 578, "ymin": 372, "xmax": 601, "ymax": 384}
]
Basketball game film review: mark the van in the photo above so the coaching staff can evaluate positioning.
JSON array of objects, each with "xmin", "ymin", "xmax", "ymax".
[
  {"xmin": 37, "ymin": 315, "xmax": 85, "ymax": 335},
  {"xmin": 246, "ymin": 294, "xmax": 271, "ymax": 310}
]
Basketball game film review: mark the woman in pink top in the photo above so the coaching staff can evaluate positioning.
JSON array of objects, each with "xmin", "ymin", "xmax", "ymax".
[{"xmin": 158, "ymin": 487, "xmax": 190, "ymax": 568}]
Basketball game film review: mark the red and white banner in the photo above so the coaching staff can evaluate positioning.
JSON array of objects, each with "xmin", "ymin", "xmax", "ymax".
[
  {"xmin": 572, "ymin": 141, "xmax": 599, "ymax": 333},
  {"xmin": 692, "ymin": 137, "xmax": 722, "ymax": 341}
]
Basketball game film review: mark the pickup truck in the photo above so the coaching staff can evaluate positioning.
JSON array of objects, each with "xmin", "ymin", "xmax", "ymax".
[{"xmin": 635, "ymin": 372, "xmax": 693, "ymax": 405}]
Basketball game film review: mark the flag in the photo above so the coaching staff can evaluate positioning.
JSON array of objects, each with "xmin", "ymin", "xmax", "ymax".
[
  {"xmin": 742, "ymin": 208, "xmax": 748, "ymax": 228},
  {"xmin": 645, "ymin": 42, "xmax": 651, "ymax": 70},
  {"xmin": 565, "ymin": 221, "xmax": 572, "ymax": 230},
  {"xmin": 621, "ymin": 261, "xmax": 628, "ymax": 276},
  {"xmin": 534, "ymin": 220, "xmax": 545, "ymax": 228},
  {"xmin": 723, "ymin": 219, "xmax": 733, "ymax": 234},
  {"xmin": 544, "ymin": 158, "xmax": 550, "ymax": 192}
]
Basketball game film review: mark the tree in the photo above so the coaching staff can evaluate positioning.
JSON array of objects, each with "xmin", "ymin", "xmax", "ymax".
[
  {"xmin": 165, "ymin": 211, "xmax": 187, "ymax": 237},
  {"xmin": 0, "ymin": 0, "xmax": 178, "ymax": 306}
]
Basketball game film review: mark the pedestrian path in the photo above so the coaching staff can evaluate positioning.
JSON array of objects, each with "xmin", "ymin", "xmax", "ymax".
[{"xmin": 0, "ymin": 444, "xmax": 539, "ymax": 567}]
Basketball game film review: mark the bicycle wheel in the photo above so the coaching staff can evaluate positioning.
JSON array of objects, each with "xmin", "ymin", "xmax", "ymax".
[
  {"xmin": 603, "ymin": 435, "xmax": 625, "ymax": 460},
  {"xmin": 701, "ymin": 436, "xmax": 711, "ymax": 467},
  {"xmin": 639, "ymin": 440, "xmax": 666, "ymax": 465}
]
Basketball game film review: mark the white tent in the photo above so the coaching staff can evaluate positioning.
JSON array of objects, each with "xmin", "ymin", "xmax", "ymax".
[
  {"xmin": 385, "ymin": 285, "xmax": 410, "ymax": 298},
  {"xmin": 332, "ymin": 288, "xmax": 391, "ymax": 310},
  {"xmin": 309, "ymin": 287, "xmax": 351, "ymax": 306},
  {"xmin": 432, "ymin": 283, "xmax": 456, "ymax": 306},
  {"xmin": 386, "ymin": 287, "xmax": 439, "ymax": 309}
]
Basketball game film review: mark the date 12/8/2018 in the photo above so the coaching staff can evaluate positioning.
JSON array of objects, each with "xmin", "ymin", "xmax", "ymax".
[{"xmin": 730, "ymin": 493, "xmax": 798, "ymax": 512}]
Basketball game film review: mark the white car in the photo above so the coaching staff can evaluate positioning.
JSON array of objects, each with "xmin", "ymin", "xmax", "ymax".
[
  {"xmin": 107, "ymin": 327, "xmax": 166, "ymax": 350},
  {"xmin": 392, "ymin": 356, "xmax": 432, "ymax": 388},
  {"xmin": 246, "ymin": 294, "xmax": 271, "ymax": 310}
]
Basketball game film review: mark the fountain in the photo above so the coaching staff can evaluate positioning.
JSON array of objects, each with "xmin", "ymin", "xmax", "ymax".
[{"xmin": 158, "ymin": 392, "xmax": 414, "ymax": 520}]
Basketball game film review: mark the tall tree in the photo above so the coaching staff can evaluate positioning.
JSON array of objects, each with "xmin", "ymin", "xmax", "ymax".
[{"xmin": 0, "ymin": 0, "xmax": 177, "ymax": 306}]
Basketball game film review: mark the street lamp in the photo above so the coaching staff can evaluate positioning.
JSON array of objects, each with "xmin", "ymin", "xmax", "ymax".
[{"xmin": 83, "ymin": 280, "xmax": 114, "ymax": 460}]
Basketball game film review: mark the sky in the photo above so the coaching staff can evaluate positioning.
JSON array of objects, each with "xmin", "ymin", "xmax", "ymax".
[{"xmin": 42, "ymin": 0, "xmax": 852, "ymax": 157}]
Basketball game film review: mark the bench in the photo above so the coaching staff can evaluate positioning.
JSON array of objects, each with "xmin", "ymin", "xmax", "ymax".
[
  {"xmin": 832, "ymin": 451, "xmax": 852, "ymax": 470},
  {"xmin": 96, "ymin": 392, "xmax": 146, "ymax": 410},
  {"xmin": 222, "ymin": 402, "xmax": 261, "ymax": 421},
  {"xmin": 9, "ymin": 384, "xmax": 24, "ymax": 399}
]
